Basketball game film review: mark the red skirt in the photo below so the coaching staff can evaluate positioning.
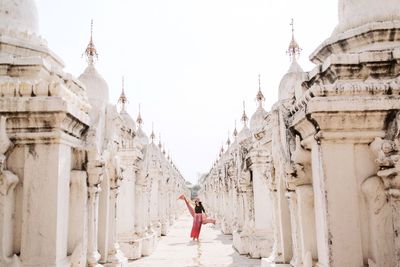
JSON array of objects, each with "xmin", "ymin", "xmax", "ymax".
[{"xmin": 191, "ymin": 213, "xmax": 203, "ymax": 238}]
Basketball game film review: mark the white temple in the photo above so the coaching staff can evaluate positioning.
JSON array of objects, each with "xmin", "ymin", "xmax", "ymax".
[
  {"xmin": 2, "ymin": 0, "xmax": 400, "ymax": 266},
  {"xmin": 198, "ymin": 0, "xmax": 400, "ymax": 266},
  {"xmin": 0, "ymin": 0, "xmax": 189, "ymax": 266}
]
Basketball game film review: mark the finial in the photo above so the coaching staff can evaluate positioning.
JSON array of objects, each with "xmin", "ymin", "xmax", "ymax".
[
  {"xmin": 256, "ymin": 74, "xmax": 265, "ymax": 108},
  {"xmin": 287, "ymin": 18, "xmax": 302, "ymax": 61},
  {"xmin": 150, "ymin": 122, "xmax": 155, "ymax": 142},
  {"xmin": 158, "ymin": 133, "xmax": 162, "ymax": 148},
  {"xmin": 84, "ymin": 19, "xmax": 98, "ymax": 65},
  {"xmin": 241, "ymin": 101, "xmax": 248, "ymax": 126},
  {"xmin": 118, "ymin": 76, "xmax": 128, "ymax": 112},
  {"xmin": 136, "ymin": 104, "xmax": 143, "ymax": 126},
  {"xmin": 162, "ymin": 144, "xmax": 166, "ymax": 154},
  {"xmin": 233, "ymin": 120, "xmax": 238, "ymax": 138},
  {"xmin": 226, "ymin": 131, "xmax": 231, "ymax": 146}
]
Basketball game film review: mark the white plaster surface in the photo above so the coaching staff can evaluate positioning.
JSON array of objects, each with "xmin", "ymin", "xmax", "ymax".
[{"xmin": 128, "ymin": 214, "xmax": 260, "ymax": 267}]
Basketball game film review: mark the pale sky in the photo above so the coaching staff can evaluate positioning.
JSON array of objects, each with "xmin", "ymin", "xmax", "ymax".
[{"xmin": 36, "ymin": 0, "xmax": 338, "ymax": 184}]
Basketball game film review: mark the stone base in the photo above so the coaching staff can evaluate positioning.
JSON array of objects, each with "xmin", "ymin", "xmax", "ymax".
[
  {"xmin": 232, "ymin": 231, "xmax": 250, "ymax": 255},
  {"xmin": 249, "ymin": 232, "xmax": 273, "ymax": 259},
  {"xmin": 221, "ymin": 220, "xmax": 233, "ymax": 234},
  {"xmin": 141, "ymin": 232, "xmax": 157, "ymax": 256},
  {"xmin": 152, "ymin": 222, "xmax": 162, "ymax": 237},
  {"xmin": 119, "ymin": 237, "xmax": 142, "ymax": 260},
  {"xmin": 102, "ymin": 243, "xmax": 128, "ymax": 267},
  {"xmin": 161, "ymin": 221, "xmax": 169, "ymax": 236},
  {"xmin": 104, "ymin": 257, "xmax": 128, "ymax": 267},
  {"xmin": 261, "ymin": 258, "xmax": 292, "ymax": 267}
]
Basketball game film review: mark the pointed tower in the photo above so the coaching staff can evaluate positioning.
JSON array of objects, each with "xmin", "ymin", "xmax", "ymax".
[
  {"xmin": 279, "ymin": 19, "xmax": 305, "ymax": 101},
  {"xmin": 150, "ymin": 122, "xmax": 156, "ymax": 143},
  {"xmin": 136, "ymin": 104, "xmax": 143, "ymax": 127},
  {"xmin": 250, "ymin": 74, "xmax": 268, "ymax": 131},
  {"xmin": 84, "ymin": 20, "xmax": 99, "ymax": 66},
  {"xmin": 118, "ymin": 77, "xmax": 128, "ymax": 112},
  {"xmin": 79, "ymin": 20, "xmax": 109, "ymax": 112},
  {"xmin": 241, "ymin": 101, "xmax": 249, "ymax": 127},
  {"xmin": 226, "ymin": 131, "xmax": 231, "ymax": 146},
  {"xmin": 233, "ymin": 120, "xmax": 238, "ymax": 139},
  {"xmin": 118, "ymin": 77, "xmax": 136, "ymax": 130},
  {"xmin": 135, "ymin": 105, "xmax": 149, "ymax": 145},
  {"xmin": 237, "ymin": 101, "xmax": 251, "ymax": 141},
  {"xmin": 158, "ymin": 133, "xmax": 162, "ymax": 149}
]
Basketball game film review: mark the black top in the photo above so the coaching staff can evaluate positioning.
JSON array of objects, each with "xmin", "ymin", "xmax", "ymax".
[{"xmin": 195, "ymin": 202, "xmax": 206, "ymax": 214}]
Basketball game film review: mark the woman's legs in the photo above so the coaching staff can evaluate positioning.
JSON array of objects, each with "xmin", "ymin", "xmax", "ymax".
[
  {"xmin": 178, "ymin": 195, "xmax": 195, "ymax": 217},
  {"xmin": 191, "ymin": 214, "xmax": 202, "ymax": 240}
]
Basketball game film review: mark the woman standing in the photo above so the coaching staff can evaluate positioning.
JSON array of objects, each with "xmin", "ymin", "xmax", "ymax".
[{"xmin": 178, "ymin": 195, "xmax": 216, "ymax": 241}]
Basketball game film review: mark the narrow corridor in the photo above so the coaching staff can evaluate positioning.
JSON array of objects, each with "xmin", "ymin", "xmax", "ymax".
[{"xmin": 128, "ymin": 214, "xmax": 260, "ymax": 267}]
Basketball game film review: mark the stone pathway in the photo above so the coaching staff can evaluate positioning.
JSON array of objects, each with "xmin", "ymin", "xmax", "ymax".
[{"xmin": 128, "ymin": 214, "xmax": 260, "ymax": 267}]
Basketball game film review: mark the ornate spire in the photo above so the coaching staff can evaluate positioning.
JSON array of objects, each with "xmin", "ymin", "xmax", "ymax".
[
  {"xmin": 150, "ymin": 122, "xmax": 155, "ymax": 142},
  {"xmin": 219, "ymin": 144, "xmax": 224, "ymax": 157},
  {"xmin": 286, "ymin": 18, "xmax": 302, "ymax": 61},
  {"xmin": 118, "ymin": 76, "xmax": 128, "ymax": 112},
  {"xmin": 84, "ymin": 19, "xmax": 98, "ymax": 65},
  {"xmin": 256, "ymin": 74, "xmax": 265, "ymax": 108},
  {"xmin": 241, "ymin": 101, "xmax": 248, "ymax": 126},
  {"xmin": 233, "ymin": 120, "xmax": 238, "ymax": 138},
  {"xmin": 158, "ymin": 133, "xmax": 162, "ymax": 149},
  {"xmin": 226, "ymin": 131, "xmax": 231, "ymax": 146},
  {"xmin": 136, "ymin": 104, "xmax": 143, "ymax": 126}
]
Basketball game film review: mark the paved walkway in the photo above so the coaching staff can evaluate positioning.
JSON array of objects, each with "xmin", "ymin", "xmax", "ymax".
[{"xmin": 128, "ymin": 214, "xmax": 260, "ymax": 267}]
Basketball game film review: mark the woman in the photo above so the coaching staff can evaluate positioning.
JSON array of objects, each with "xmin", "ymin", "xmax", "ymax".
[{"xmin": 178, "ymin": 195, "xmax": 216, "ymax": 241}]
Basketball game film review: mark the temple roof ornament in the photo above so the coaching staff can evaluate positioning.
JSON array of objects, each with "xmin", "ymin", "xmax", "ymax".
[
  {"xmin": 219, "ymin": 145, "xmax": 224, "ymax": 157},
  {"xmin": 158, "ymin": 134, "xmax": 162, "ymax": 149},
  {"xmin": 241, "ymin": 101, "xmax": 248, "ymax": 127},
  {"xmin": 84, "ymin": 19, "xmax": 98, "ymax": 65},
  {"xmin": 278, "ymin": 20, "xmax": 304, "ymax": 101},
  {"xmin": 79, "ymin": 20, "xmax": 109, "ymax": 106},
  {"xmin": 226, "ymin": 131, "xmax": 231, "ymax": 146},
  {"xmin": 136, "ymin": 104, "xmax": 143, "ymax": 126},
  {"xmin": 250, "ymin": 75, "xmax": 268, "ymax": 131},
  {"xmin": 117, "ymin": 77, "xmax": 136, "ymax": 130},
  {"xmin": 118, "ymin": 76, "xmax": 128, "ymax": 112},
  {"xmin": 150, "ymin": 122, "xmax": 156, "ymax": 143},
  {"xmin": 256, "ymin": 74, "xmax": 265, "ymax": 108},
  {"xmin": 286, "ymin": 18, "xmax": 302, "ymax": 61},
  {"xmin": 233, "ymin": 120, "xmax": 238, "ymax": 138}
]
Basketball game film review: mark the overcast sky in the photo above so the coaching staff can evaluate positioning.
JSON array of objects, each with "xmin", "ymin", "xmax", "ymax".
[{"xmin": 36, "ymin": 0, "xmax": 337, "ymax": 184}]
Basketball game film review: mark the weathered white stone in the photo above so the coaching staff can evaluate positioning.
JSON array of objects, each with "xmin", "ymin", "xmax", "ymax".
[
  {"xmin": 200, "ymin": 2, "xmax": 400, "ymax": 267},
  {"xmin": 0, "ymin": 1, "xmax": 189, "ymax": 266}
]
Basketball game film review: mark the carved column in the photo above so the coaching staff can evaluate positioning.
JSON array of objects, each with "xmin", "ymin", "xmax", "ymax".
[
  {"xmin": 248, "ymin": 149, "xmax": 274, "ymax": 258},
  {"xmin": 87, "ymin": 159, "xmax": 104, "ymax": 267},
  {"xmin": 285, "ymin": 191, "xmax": 301, "ymax": 266},
  {"xmin": 0, "ymin": 117, "xmax": 19, "ymax": 266},
  {"xmin": 296, "ymin": 185, "xmax": 317, "ymax": 266},
  {"xmin": 69, "ymin": 169, "xmax": 88, "ymax": 267},
  {"xmin": 106, "ymin": 171, "xmax": 127, "ymax": 267},
  {"xmin": 134, "ymin": 184, "xmax": 146, "ymax": 237},
  {"xmin": 285, "ymin": 135, "xmax": 317, "ymax": 266}
]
